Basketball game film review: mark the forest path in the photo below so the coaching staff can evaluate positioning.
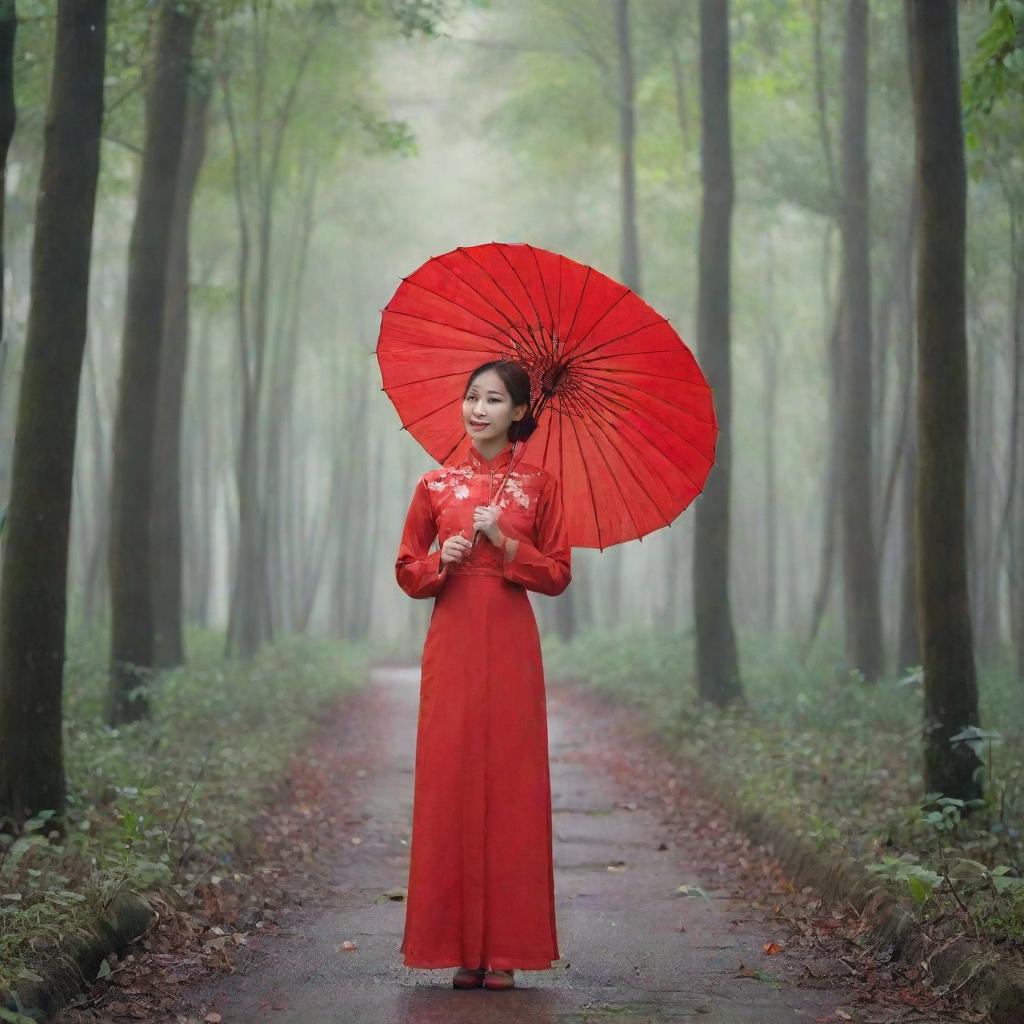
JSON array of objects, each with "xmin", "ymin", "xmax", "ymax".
[{"xmin": 165, "ymin": 665, "xmax": 934, "ymax": 1024}]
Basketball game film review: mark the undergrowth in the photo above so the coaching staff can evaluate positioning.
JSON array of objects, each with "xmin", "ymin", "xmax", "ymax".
[
  {"xmin": 0, "ymin": 627, "xmax": 367, "ymax": 997},
  {"xmin": 543, "ymin": 625, "xmax": 1024, "ymax": 948}
]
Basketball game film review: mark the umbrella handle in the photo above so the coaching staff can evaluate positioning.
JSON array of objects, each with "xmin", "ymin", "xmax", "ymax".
[{"xmin": 470, "ymin": 431, "xmax": 534, "ymax": 551}]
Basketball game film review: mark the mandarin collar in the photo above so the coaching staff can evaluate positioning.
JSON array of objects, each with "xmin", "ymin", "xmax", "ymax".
[{"xmin": 467, "ymin": 441, "xmax": 514, "ymax": 472}]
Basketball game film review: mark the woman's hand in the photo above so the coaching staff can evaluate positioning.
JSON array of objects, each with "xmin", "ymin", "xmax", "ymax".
[
  {"xmin": 472, "ymin": 504, "xmax": 503, "ymax": 546},
  {"xmin": 440, "ymin": 530, "xmax": 473, "ymax": 567}
]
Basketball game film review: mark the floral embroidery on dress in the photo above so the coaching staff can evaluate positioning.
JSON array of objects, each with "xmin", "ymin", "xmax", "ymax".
[
  {"xmin": 426, "ymin": 466, "xmax": 472, "ymax": 496},
  {"xmin": 424, "ymin": 459, "xmax": 546, "ymax": 516},
  {"xmin": 498, "ymin": 473, "xmax": 530, "ymax": 511}
]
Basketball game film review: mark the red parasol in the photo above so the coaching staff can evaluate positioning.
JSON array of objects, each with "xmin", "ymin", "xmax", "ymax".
[{"xmin": 376, "ymin": 242, "xmax": 717, "ymax": 551}]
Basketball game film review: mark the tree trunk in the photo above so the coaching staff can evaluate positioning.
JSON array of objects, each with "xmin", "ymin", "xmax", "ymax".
[
  {"xmin": 804, "ymin": 21, "xmax": 841, "ymax": 657},
  {"xmin": 838, "ymin": 0, "xmax": 884, "ymax": 682},
  {"xmin": 967, "ymin": 322, "xmax": 1001, "ymax": 665},
  {"xmin": 906, "ymin": 0, "xmax": 982, "ymax": 799},
  {"xmin": 0, "ymin": 0, "xmax": 106, "ymax": 825},
  {"xmin": 898, "ymin": 411, "xmax": 921, "ymax": 670},
  {"xmin": 264, "ymin": 168, "xmax": 317, "ymax": 634},
  {"xmin": 223, "ymin": 30, "xmax": 317, "ymax": 658},
  {"xmin": 153, "ymin": 80, "xmax": 210, "ymax": 669},
  {"xmin": 615, "ymin": 0, "xmax": 640, "ymax": 294},
  {"xmin": 185, "ymin": 305, "xmax": 216, "ymax": 628},
  {"xmin": 606, "ymin": 0, "xmax": 640, "ymax": 628},
  {"xmin": 897, "ymin": 191, "xmax": 921, "ymax": 672},
  {"xmin": 1007, "ymin": 222, "xmax": 1024, "ymax": 678},
  {"xmin": 108, "ymin": 0, "xmax": 198, "ymax": 723},
  {"xmin": 693, "ymin": 0, "xmax": 742, "ymax": 706},
  {"xmin": 81, "ymin": 341, "xmax": 112, "ymax": 627},
  {"xmin": 762, "ymin": 237, "xmax": 781, "ymax": 633},
  {"xmin": 0, "ymin": 0, "xmax": 16, "ymax": 361}
]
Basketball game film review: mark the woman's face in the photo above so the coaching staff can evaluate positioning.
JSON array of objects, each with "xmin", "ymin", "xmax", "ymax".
[{"xmin": 463, "ymin": 369, "xmax": 526, "ymax": 444}]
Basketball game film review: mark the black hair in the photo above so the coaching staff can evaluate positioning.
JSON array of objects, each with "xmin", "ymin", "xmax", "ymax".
[{"xmin": 464, "ymin": 359, "xmax": 538, "ymax": 443}]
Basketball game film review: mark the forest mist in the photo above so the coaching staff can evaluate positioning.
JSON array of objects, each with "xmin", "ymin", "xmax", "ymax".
[{"xmin": 0, "ymin": 0, "xmax": 1016, "ymax": 671}]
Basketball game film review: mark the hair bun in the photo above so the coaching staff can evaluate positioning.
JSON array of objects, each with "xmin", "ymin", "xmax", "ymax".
[{"xmin": 509, "ymin": 408, "xmax": 538, "ymax": 443}]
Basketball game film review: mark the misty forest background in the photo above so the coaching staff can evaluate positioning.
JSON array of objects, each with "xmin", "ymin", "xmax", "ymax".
[{"xmin": 1, "ymin": 0, "xmax": 1024, "ymax": 990}]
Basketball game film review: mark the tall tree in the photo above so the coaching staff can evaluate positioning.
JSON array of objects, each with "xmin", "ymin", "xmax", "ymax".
[
  {"xmin": 0, "ymin": 0, "xmax": 107, "ymax": 824},
  {"xmin": 0, "ymin": 0, "xmax": 15, "ymax": 387},
  {"xmin": 221, "ymin": 6, "xmax": 325, "ymax": 658},
  {"xmin": 906, "ymin": 0, "xmax": 982, "ymax": 799},
  {"xmin": 803, "ymin": 0, "xmax": 842, "ymax": 659},
  {"xmin": 153, "ymin": 70, "xmax": 212, "ymax": 669},
  {"xmin": 961, "ymin": 0, "xmax": 1024, "ymax": 679},
  {"xmin": 693, "ymin": 0, "xmax": 742, "ymax": 706},
  {"xmin": 838, "ymin": 0, "xmax": 884, "ymax": 681},
  {"xmin": 615, "ymin": 0, "xmax": 640, "ymax": 294},
  {"xmin": 108, "ymin": 0, "xmax": 199, "ymax": 723},
  {"xmin": 605, "ymin": 0, "xmax": 640, "ymax": 628}
]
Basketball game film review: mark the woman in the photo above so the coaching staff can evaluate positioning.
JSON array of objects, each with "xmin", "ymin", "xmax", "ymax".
[{"xmin": 394, "ymin": 358, "xmax": 572, "ymax": 991}]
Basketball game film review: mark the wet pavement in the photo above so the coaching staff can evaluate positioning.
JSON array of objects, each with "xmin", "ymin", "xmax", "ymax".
[{"xmin": 166, "ymin": 665, "xmax": 914, "ymax": 1024}]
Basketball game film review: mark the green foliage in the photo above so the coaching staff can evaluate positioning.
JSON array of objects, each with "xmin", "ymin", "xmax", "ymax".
[
  {"xmin": 964, "ymin": 0, "xmax": 1024, "ymax": 212},
  {"xmin": 0, "ymin": 629, "xmax": 368, "ymax": 994},
  {"xmin": 964, "ymin": 0, "xmax": 1024, "ymax": 120},
  {"xmin": 867, "ymin": 855, "xmax": 942, "ymax": 907}
]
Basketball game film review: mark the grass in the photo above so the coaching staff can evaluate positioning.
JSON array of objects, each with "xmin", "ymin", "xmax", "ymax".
[
  {"xmin": 0, "ymin": 626, "xmax": 368, "ymax": 996},
  {"xmin": 543, "ymin": 624, "xmax": 1024, "ymax": 944}
]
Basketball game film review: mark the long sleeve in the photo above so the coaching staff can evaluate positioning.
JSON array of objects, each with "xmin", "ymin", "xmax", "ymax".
[
  {"xmin": 501, "ymin": 473, "xmax": 572, "ymax": 597},
  {"xmin": 395, "ymin": 475, "xmax": 449, "ymax": 600}
]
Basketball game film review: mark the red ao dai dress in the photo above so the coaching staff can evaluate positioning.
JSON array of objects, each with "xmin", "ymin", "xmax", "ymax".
[{"xmin": 394, "ymin": 440, "xmax": 572, "ymax": 971}]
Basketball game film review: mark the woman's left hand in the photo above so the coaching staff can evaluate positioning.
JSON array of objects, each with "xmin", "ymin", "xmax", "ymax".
[{"xmin": 472, "ymin": 504, "xmax": 502, "ymax": 545}]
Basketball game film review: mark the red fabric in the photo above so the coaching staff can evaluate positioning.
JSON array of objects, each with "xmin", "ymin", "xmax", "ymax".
[
  {"xmin": 395, "ymin": 441, "xmax": 570, "ymax": 970},
  {"xmin": 377, "ymin": 241, "xmax": 718, "ymax": 550}
]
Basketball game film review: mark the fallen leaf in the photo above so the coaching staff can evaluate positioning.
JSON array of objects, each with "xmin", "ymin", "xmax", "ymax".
[{"xmin": 762, "ymin": 941, "xmax": 784, "ymax": 955}]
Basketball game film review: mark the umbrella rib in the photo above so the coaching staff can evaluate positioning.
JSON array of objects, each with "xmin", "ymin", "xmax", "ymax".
[
  {"xmin": 380, "ymin": 307, "xmax": 506, "ymax": 350},
  {"xmin": 528, "ymin": 244, "xmax": 558, "ymax": 332},
  {"xmin": 577, "ymin": 342, "xmax": 687, "ymax": 365},
  {"xmin": 560, "ymin": 285, "xmax": 632, "ymax": 363},
  {"xmin": 568, "ymin": 378, "xmax": 707, "ymax": 501},
  {"xmin": 539, "ymin": 402, "xmax": 554, "ymax": 468},
  {"xmin": 571, "ymin": 375, "xmax": 711, "ymax": 492},
  {"xmin": 557, "ymin": 383, "xmax": 675, "ymax": 528},
  {"xmin": 558, "ymin": 381, "xmax": 675, "ymax": 520},
  {"xmin": 440, "ymin": 434, "xmax": 467, "ymax": 465},
  {"xmin": 579, "ymin": 370, "xmax": 717, "ymax": 428},
  {"xmin": 384, "ymin": 368, "xmax": 490, "ymax": 390},
  {"xmin": 561, "ymin": 264, "xmax": 592, "ymax": 354},
  {"xmin": 560, "ymin": 391, "xmax": 604, "ymax": 551},
  {"xmin": 432, "ymin": 255, "xmax": 546, "ymax": 365},
  {"xmin": 574, "ymin": 371, "xmax": 712, "ymax": 472},
  {"xmin": 584, "ymin": 362, "xmax": 715, "ymax": 392},
  {"xmin": 394, "ymin": 390, "xmax": 461, "ymax": 442},
  {"xmin": 399, "ymin": 274, "xmax": 524, "ymax": 349},
  {"xmin": 494, "ymin": 243, "xmax": 546, "ymax": 336},
  {"xmin": 555, "ymin": 386, "xmax": 650, "ymax": 541},
  {"xmin": 570, "ymin": 322, "xmax": 672, "ymax": 364},
  {"xmin": 451, "ymin": 248, "xmax": 547, "ymax": 363}
]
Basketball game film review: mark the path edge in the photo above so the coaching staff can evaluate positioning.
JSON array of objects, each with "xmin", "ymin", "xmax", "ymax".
[
  {"xmin": 553, "ymin": 677, "xmax": 1024, "ymax": 1024},
  {"xmin": 0, "ymin": 889, "xmax": 156, "ymax": 1023}
]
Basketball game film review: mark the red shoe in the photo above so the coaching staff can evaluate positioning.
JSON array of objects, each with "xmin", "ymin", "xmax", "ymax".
[
  {"xmin": 452, "ymin": 967, "xmax": 486, "ymax": 989},
  {"xmin": 483, "ymin": 969, "xmax": 515, "ymax": 990}
]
